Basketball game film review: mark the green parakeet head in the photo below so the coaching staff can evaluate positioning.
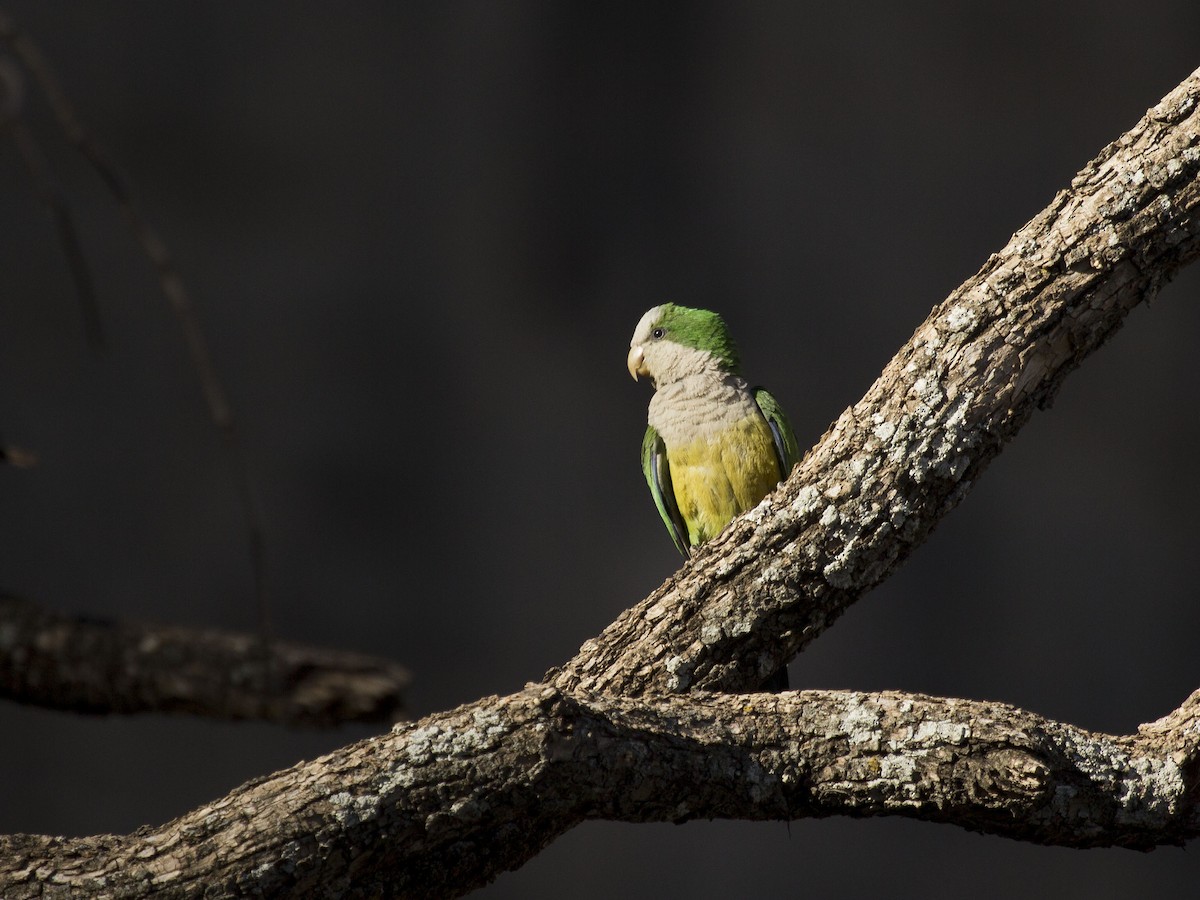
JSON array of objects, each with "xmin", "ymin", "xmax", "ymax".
[{"xmin": 627, "ymin": 304, "xmax": 742, "ymax": 387}]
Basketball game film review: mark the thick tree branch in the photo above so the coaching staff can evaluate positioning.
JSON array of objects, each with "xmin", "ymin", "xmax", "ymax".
[
  {"xmin": 0, "ymin": 596, "xmax": 409, "ymax": 726},
  {"xmin": 549, "ymin": 67, "xmax": 1200, "ymax": 697},
  {"xmin": 3, "ymin": 685, "xmax": 1198, "ymax": 898},
  {"xmin": 3, "ymin": 55, "xmax": 1199, "ymax": 900}
]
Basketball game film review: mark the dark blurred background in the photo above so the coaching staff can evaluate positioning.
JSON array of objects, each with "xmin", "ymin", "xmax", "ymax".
[{"xmin": 1, "ymin": 2, "xmax": 1198, "ymax": 896}]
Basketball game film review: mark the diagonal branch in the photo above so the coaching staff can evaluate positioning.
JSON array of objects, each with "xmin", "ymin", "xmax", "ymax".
[
  {"xmin": 550, "ymin": 66, "xmax": 1200, "ymax": 697},
  {"xmin": 0, "ymin": 596, "xmax": 410, "ymax": 726},
  {"xmin": 3, "ymin": 685, "xmax": 1198, "ymax": 898}
]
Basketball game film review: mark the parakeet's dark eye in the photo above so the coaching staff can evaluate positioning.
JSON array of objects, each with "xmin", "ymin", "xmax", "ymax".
[{"xmin": 651, "ymin": 328, "xmax": 665, "ymax": 340}]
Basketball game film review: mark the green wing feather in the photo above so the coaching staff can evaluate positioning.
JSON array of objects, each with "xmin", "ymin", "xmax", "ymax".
[
  {"xmin": 753, "ymin": 387, "xmax": 800, "ymax": 479},
  {"xmin": 641, "ymin": 425, "xmax": 689, "ymax": 556}
]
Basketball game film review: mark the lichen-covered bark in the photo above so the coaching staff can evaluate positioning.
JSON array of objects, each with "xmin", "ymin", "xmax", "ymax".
[
  {"xmin": 0, "ymin": 595, "xmax": 409, "ymax": 725},
  {"xmin": 549, "ymin": 68, "xmax": 1200, "ymax": 698},
  {"xmin": 3, "ymin": 686, "xmax": 1198, "ymax": 898},
  {"xmin": 3, "ymin": 48, "xmax": 1200, "ymax": 900}
]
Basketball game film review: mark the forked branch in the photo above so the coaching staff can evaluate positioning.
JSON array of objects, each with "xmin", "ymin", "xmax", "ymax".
[
  {"xmin": 2, "ymin": 686, "xmax": 1198, "ymax": 898},
  {"xmin": 2, "ymin": 49, "xmax": 1198, "ymax": 900}
]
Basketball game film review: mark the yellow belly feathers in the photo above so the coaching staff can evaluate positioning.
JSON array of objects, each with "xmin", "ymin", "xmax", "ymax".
[{"xmin": 667, "ymin": 413, "xmax": 781, "ymax": 546}]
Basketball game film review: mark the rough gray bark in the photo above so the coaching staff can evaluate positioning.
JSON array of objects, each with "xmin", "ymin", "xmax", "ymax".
[
  {"xmin": 1, "ymin": 57, "xmax": 1198, "ymax": 900},
  {"xmin": 0, "ymin": 595, "xmax": 410, "ymax": 726},
  {"xmin": 3, "ymin": 686, "xmax": 1199, "ymax": 898}
]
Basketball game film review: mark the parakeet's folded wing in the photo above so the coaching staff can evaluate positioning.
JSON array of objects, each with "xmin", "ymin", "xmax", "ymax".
[
  {"xmin": 641, "ymin": 424, "xmax": 689, "ymax": 556},
  {"xmin": 753, "ymin": 387, "xmax": 801, "ymax": 479}
]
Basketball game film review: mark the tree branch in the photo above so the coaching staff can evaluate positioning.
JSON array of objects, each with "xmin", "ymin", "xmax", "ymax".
[
  {"xmin": 0, "ymin": 596, "xmax": 409, "ymax": 726},
  {"xmin": 3, "ymin": 52, "xmax": 1199, "ymax": 900},
  {"xmin": 3, "ymin": 685, "xmax": 1198, "ymax": 898}
]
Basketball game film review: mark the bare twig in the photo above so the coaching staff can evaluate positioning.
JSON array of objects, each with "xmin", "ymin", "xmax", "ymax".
[
  {"xmin": 0, "ymin": 9, "xmax": 271, "ymax": 643},
  {"xmin": 0, "ymin": 595, "xmax": 409, "ymax": 726},
  {"xmin": 0, "ymin": 53, "xmax": 101, "ymax": 345},
  {"xmin": 0, "ymin": 439, "xmax": 37, "ymax": 467}
]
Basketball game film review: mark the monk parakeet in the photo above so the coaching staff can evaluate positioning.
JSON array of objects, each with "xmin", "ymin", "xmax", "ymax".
[
  {"xmin": 629, "ymin": 304, "xmax": 798, "ymax": 690},
  {"xmin": 627, "ymin": 303, "xmax": 800, "ymax": 557}
]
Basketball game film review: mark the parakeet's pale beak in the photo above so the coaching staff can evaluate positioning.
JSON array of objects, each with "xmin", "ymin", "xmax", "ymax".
[{"xmin": 627, "ymin": 345, "xmax": 648, "ymax": 381}]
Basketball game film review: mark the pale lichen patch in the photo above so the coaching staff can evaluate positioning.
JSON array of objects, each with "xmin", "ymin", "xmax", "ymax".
[
  {"xmin": 943, "ymin": 305, "xmax": 978, "ymax": 332},
  {"xmin": 839, "ymin": 698, "xmax": 882, "ymax": 748},
  {"xmin": 754, "ymin": 560, "xmax": 786, "ymax": 587},
  {"xmin": 911, "ymin": 376, "xmax": 945, "ymax": 411},
  {"xmin": 878, "ymin": 753, "xmax": 918, "ymax": 784},
  {"xmin": 792, "ymin": 484, "xmax": 822, "ymax": 517},
  {"xmin": 328, "ymin": 791, "xmax": 378, "ymax": 827},
  {"xmin": 1115, "ymin": 757, "xmax": 1185, "ymax": 824},
  {"xmin": 913, "ymin": 719, "xmax": 970, "ymax": 745},
  {"xmin": 664, "ymin": 654, "xmax": 692, "ymax": 690}
]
